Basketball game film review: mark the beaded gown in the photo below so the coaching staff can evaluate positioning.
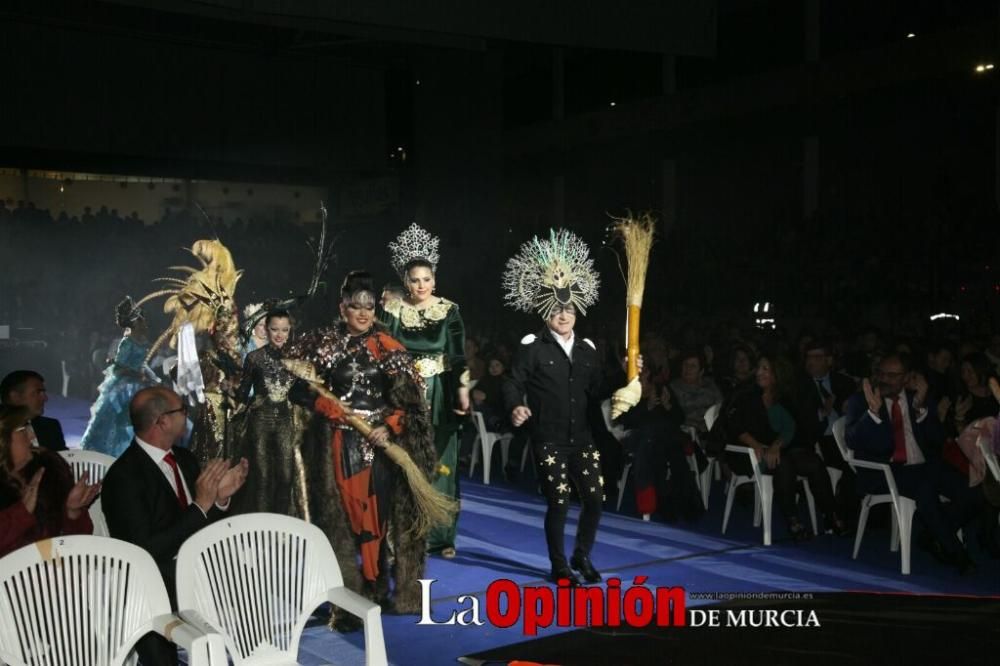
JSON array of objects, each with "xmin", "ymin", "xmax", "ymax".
[
  {"xmin": 381, "ymin": 297, "xmax": 467, "ymax": 553},
  {"xmin": 229, "ymin": 344, "xmax": 311, "ymax": 518},
  {"xmin": 287, "ymin": 323, "xmax": 436, "ymax": 611}
]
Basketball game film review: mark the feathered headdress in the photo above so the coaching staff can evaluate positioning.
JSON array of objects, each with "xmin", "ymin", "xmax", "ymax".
[
  {"xmin": 502, "ymin": 228, "xmax": 600, "ymax": 319},
  {"xmin": 388, "ymin": 223, "xmax": 440, "ymax": 279},
  {"xmin": 240, "ymin": 203, "xmax": 337, "ymax": 340},
  {"xmin": 114, "ymin": 296, "xmax": 144, "ymax": 329}
]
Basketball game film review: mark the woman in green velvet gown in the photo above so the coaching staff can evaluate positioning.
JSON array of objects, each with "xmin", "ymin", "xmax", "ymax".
[{"xmin": 384, "ymin": 224, "xmax": 469, "ymax": 557}]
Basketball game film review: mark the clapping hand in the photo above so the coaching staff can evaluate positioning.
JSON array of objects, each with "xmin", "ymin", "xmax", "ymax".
[
  {"xmin": 194, "ymin": 459, "xmax": 229, "ymax": 513},
  {"xmin": 862, "ymin": 378, "xmax": 882, "ymax": 414},
  {"xmin": 908, "ymin": 372, "xmax": 929, "ymax": 408},
  {"xmin": 65, "ymin": 473, "xmax": 101, "ymax": 520},
  {"xmin": 455, "ymin": 387, "xmax": 471, "ymax": 416},
  {"xmin": 820, "ymin": 395, "xmax": 835, "ymax": 417},
  {"xmin": 216, "ymin": 458, "xmax": 249, "ymax": 503},
  {"xmin": 955, "ymin": 395, "xmax": 973, "ymax": 423},
  {"xmin": 937, "ymin": 395, "xmax": 952, "ymax": 424},
  {"xmin": 21, "ymin": 468, "xmax": 45, "ymax": 514}
]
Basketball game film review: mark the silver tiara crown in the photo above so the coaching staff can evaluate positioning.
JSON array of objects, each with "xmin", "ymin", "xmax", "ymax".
[
  {"xmin": 389, "ymin": 223, "xmax": 440, "ymax": 278},
  {"xmin": 502, "ymin": 228, "xmax": 600, "ymax": 319}
]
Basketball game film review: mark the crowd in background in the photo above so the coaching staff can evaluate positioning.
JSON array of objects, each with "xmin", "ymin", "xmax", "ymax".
[{"xmin": 4, "ymin": 197, "xmax": 1000, "ymax": 576}]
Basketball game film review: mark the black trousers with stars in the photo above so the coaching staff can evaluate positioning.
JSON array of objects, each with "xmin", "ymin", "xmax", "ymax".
[{"xmin": 534, "ymin": 441, "xmax": 605, "ymax": 568}]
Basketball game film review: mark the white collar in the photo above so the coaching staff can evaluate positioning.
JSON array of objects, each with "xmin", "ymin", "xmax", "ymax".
[
  {"xmin": 552, "ymin": 331, "xmax": 575, "ymax": 358},
  {"xmin": 136, "ymin": 436, "xmax": 171, "ymax": 464}
]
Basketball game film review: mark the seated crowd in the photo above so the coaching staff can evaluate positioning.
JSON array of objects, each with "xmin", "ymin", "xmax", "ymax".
[{"xmin": 537, "ymin": 324, "xmax": 998, "ymax": 576}]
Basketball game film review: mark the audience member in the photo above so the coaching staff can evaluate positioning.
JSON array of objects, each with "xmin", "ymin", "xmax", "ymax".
[
  {"xmin": 101, "ymin": 386, "xmax": 248, "ymax": 666},
  {"xmin": 1, "ymin": 370, "xmax": 67, "ymax": 451},
  {"xmin": 846, "ymin": 354, "xmax": 980, "ymax": 574},
  {"xmin": 0, "ymin": 405, "xmax": 99, "ymax": 557},
  {"xmin": 670, "ymin": 349, "xmax": 723, "ymax": 435},
  {"xmin": 726, "ymin": 355, "xmax": 846, "ymax": 541}
]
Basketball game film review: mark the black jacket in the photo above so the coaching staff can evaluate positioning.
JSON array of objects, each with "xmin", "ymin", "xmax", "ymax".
[
  {"xmin": 31, "ymin": 415, "xmax": 66, "ymax": 451},
  {"xmin": 101, "ymin": 441, "xmax": 225, "ymax": 605},
  {"xmin": 794, "ymin": 372, "xmax": 857, "ymax": 447},
  {"xmin": 502, "ymin": 327, "xmax": 605, "ymax": 447}
]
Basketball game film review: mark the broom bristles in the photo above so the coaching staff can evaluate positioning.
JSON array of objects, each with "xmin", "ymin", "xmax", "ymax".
[
  {"xmin": 609, "ymin": 212, "xmax": 656, "ymax": 306},
  {"xmin": 283, "ymin": 360, "xmax": 458, "ymax": 537},
  {"xmin": 383, "ymin": 444, "xmax": 460, "ymax": 537}
]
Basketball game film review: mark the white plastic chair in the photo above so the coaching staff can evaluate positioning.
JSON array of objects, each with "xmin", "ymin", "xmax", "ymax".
[
  {"xmin": 833, "ymin": 416, "xmax": 918, "ymax": 575},
  {"xmin": 59, "ymin": 449, "xmax": 116, "ymax": 538},
  {"xmin": 697, "ymin": 403, "xmax": 723, "ymax": 509},
  {"xmin": 816, "ymin": 441, "xmax": 844, "ymax": 496},
  {"xmin": 599, "ymin": 399, "xmax": 648, "ymax": 520},
  {"xmin": 175, "ymin": 513, "xmax": 388, "ymax": 666},
  {"xmin": 468, "ymin": 411, "xmax": 514, "ymax": 485},
  {"xmin": 0, "ymin": 535, "xmax": 221, "ymax": 666},
  {"xmin": 721, "ymin": 444, "xmax": 817, "ymax": 546}
]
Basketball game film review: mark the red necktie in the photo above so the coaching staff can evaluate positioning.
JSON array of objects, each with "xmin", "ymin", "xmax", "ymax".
[
  {"xmin": 163, "ymin": 451, "xmax": 189, "ymax": 508},
  {"xmin": 890, "ymin": 397, "xmax": 907, "ymax": 463}
]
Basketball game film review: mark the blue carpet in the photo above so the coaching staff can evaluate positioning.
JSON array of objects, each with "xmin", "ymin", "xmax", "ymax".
[{"xmin": 55, "ymin": 397, "xmax": 1000, "ymax": 665}]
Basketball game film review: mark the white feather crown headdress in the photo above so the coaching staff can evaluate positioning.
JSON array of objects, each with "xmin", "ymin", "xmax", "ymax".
[{"xmin": 502, "ymin": 228, "xmax": 600, "ymax": 319}]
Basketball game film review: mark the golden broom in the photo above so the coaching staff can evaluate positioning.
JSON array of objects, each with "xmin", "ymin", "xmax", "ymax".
[
  {"xmin": 282, "ymin": 360, "xmax": 458, "ymax": 538},
  {"xmin": 608, "ymin": 212, "xmax": 656, "ymax": 419}
]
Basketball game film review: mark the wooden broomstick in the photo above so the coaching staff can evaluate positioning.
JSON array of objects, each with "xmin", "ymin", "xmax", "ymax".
[
  {"xmin": 608, "ymin": 212, "xmax": 656, "ymax": 419},
  {"xmin": 282, "ymin": 360, "xmax": 458, "ymax": 538}
]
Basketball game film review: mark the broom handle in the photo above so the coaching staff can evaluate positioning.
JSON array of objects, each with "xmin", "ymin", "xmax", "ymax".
[
  {"xmin": 626, "ymin": 304, "xmax": 641, "ymax": 382},
  {"xmin": 304, "ymin": 381, "xmax": 381, "ymax": 438}
]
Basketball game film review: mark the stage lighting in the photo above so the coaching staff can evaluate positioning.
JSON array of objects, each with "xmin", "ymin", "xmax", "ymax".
[
  {"xmin": 929, "ymin": 313, "xmax": 960, "ymax": 321},
  {"xmin": 753, "ymin": 302, "xmax": 776, "ymax": 329}
]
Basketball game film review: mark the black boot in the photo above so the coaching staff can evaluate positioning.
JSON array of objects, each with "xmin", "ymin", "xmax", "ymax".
[
  {"xmin": 569, "ymin": 553, "xmax": 602, "ymax": 583},
  {"xmin": 550, "ymin": 562, "xmax": 582, "ymax": 586}
]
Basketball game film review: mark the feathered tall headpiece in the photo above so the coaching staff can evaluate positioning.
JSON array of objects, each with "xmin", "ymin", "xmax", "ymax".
[
  {"xmin": 388, "ymin": 223, "xmax": 440, "ymax": 279},
  {"xmin": 240, "ymin": 202, "xmax": 337, "ymax": 340},
  {"xmin": 502, "ymin": 228, "xmax": 600, "ymax": 319}
]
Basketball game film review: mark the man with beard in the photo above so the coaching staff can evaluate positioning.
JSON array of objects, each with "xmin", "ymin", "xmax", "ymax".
[{"xmin": 845, "ymin": 354, "xmax": 978, "ymax": 573}]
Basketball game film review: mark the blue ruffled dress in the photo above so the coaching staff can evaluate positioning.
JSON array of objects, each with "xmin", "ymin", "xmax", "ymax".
[{"xmin": 80, "ymin": 336, "xmax": 158, "ymax": 457}]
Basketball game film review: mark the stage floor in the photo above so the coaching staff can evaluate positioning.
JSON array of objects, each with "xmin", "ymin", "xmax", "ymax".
[{"xmin": 50, "ymin": 396, "xmax": 1000, "ymax": 665}]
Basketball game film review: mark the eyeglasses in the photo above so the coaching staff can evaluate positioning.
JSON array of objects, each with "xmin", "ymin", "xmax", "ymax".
[{"xmin": 160, "ymin": 404, "xmax": 188, "ymax": 418}]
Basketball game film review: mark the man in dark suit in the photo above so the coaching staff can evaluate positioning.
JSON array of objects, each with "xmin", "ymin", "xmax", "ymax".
[
  {"xmin": 102, "ymin": 386, "xmax": 248, "ymax": 665},
  {"xmin": 0, "ymin": 370, "xmax": 67, "ymax": 450},
  {"xmin": 845, "ymin": 354, "xmax": 976, "ymax": 573},
  {"xmin": 503, "ymin": 305, "xmax": 623, "ymax": 585},
  {"xmin": 796, "ymin": 340, "xmax": 858, "ymax": 520}
]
